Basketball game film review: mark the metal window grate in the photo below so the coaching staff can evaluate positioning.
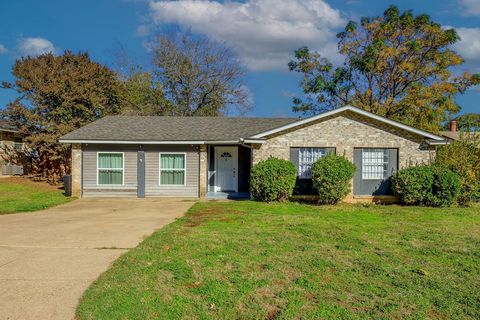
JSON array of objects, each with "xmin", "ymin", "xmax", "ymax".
[
  {"xmin": 362, "ymin": 149, "xmax": 388, "ymax": 180},
  {"xmin": 298, "ymin": 148, "xmax": 327, "ymax": 179}
]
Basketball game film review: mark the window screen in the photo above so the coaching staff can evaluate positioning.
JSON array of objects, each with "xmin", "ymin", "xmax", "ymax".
[
  {"xmin": 362, "ymin": 149, "xmax": 388, "ymax": 180},
  {"xmin": 160, "ymin": 153, "xmax": 186, "ymax": 185},
  {"xmin": 98, "ymin": 153, "xmax": 123, "ymax": 185}
]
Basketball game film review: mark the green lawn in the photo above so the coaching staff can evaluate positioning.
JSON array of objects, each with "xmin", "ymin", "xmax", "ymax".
[
  {"xmin": 0, "ymin": 177, "xmax": 72, "ymax": 214},
  {"xmin": 77, "ymin": 201, "xmax": 480, "ymax": 319}
]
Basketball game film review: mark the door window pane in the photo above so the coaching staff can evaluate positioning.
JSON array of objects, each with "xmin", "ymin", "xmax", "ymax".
[
  {"xmin": 98, "ymin": 153, "xmax": 123, "ymax": 185},
  {"xmin": 362, "ymin": 149, "xmax": 388, "ymax": 180},
  {"xmin": 160, "ymin": 154, "xmax": 186, "ymax": 185}
]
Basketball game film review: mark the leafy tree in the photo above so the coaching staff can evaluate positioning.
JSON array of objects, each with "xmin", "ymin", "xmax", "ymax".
[
  {"xmin": 1, "ymin": 51, "xmax": 122, "ymax": 181},
  {"xmin": 151, "ymin": 33, "xmax": 250, "ymax": 116},
  {"xmin": 454, "ymin": 113, "xmax": 480, "ymax": 131},
  {"xmin": 119, "ymin": 67, "xmax": 172, "ymax": 116},
  {"xmin": 289, "ymin": 5, "xmax": 480, "ymax": 132},
  {"xmin": 435, "ymin": 138, "xmax": 480, "ymax": 206}
]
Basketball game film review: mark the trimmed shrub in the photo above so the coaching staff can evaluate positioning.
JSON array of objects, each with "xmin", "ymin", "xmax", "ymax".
[
  {"xmin": 390, "ymin": 166, "xmax": 434, "ymax": 206},
  {"xmin": 311, "ymin": 154, "xmax": 356, "ymax": 204},
  {"xmin": 391, "ymin": 165, "xmax": 461, "ymax": 207},
  {"xmin": 250, "ymin": 157, "xmax": 297, "ymax": 202},
  {"xmin": 430, "ymin": 166, "xmax": 462, "ymax": 207}
]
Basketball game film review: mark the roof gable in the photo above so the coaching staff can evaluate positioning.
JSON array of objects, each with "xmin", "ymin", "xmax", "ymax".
[{"xmin": 249, "ymin": 105, "xmax": 445, "ymax": 141}]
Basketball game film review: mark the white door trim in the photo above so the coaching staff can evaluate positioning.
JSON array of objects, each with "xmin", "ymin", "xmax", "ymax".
[{"xmin": 214, "ymin": 146, "xmax": 238, "ymax": 192}]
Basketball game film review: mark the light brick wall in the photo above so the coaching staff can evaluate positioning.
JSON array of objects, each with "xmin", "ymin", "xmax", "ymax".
[
  {"xmin": 71, "ymin": 143, "xmax": 82, "ymax": 197},
  {"xmin": 252, "ymin": 111, "xmax": 434, "ymax": 168},
  {"xmin": 199, "ymin": 145, "xmax": 207, "ymax": 197}
]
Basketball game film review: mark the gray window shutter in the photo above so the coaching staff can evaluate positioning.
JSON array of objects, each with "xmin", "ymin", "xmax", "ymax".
[
  {"xmin": 290, "ymin": 147, "xmax": 299, "ymax": 176},
  {"xmin": 388, "ymin": 149, "xmax": 398, "ymax": 177},
  {"xmin": 353, "ymin": 148, "xmax": 363, "ymax": 195}
]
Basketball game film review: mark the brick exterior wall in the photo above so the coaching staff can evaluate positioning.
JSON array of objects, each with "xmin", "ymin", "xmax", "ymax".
[
  {"xmin": 199, "ymin": 145, "xmax": 207, "ymax": 197},
  {"xmin": 71, "ymin": 143, "xmax": 82, "ymax": 197},
  {"xmin": 252, "ymin": 111, "xmax": 434, "ymax": 167},
  {"xmin": 252, "ymin": 111, "xmax": 435, "ymax": 201},
  {"xmin": 253, "ymin": 112, "xmax": 435, "ymax": 202}
]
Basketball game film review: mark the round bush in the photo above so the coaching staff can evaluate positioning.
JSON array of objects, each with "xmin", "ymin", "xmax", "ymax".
[
  {"xmin": 391, "ymin": 165, "xmax": 461, "ymax": 207},
  {"xmin": 430, "ymin": 166, "xmax": 461, "ymax": 207},
  {"xmin": 250, "ymin": 157, "xmax": 297, "ymax": 202},
  {"xmin": 390, "ymin": 166, "xmax": 434, "ymax": 206},
  {"xmin": 311, "ymin": 153, "xmax": 356, "ymax": 204}
]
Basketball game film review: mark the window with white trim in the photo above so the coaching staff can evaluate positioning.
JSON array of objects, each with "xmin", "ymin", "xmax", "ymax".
[
  {"xmin": 97, "ymin": 153, "xmax": 123, "ymax": 185},
  {"xmin": 362, "ymin": 149, "xmax": 388, "ymax": 180},
  {"xmin": 298, "ymin": 147, "xmax": 328, "ymax": 179},
  {"xmin": 160, "ymin": 153, "xmax": 186, "ymax": 185}
]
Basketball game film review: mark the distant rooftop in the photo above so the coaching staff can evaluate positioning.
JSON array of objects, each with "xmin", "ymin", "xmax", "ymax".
[{"xmin": 0, "ymin": 119, "xmax": 17, "ymax": 132}]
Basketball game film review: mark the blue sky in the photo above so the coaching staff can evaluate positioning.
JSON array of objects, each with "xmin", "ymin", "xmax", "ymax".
[{"xmin": 0, "ymin": 0, "xmax": 479, "ymax": 117}]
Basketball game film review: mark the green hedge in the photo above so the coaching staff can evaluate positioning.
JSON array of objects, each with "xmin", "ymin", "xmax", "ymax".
[
  {"xmin": 391, "ymin": 165, "xmax": 461, "ymax": 207},
  {"xmin": 312, "ymin": 154, "xmax": 356, "ymax": 204},
  {"xmin": 435, "ymin": 139, "xmax": 480, "ymax": 206},
  {"xmin": 250, "ymin": 157, "xmax": 297, "ymax": 202}
]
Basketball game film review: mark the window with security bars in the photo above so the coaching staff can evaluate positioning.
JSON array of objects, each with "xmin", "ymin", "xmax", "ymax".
[
  {"xmin": 362, "ymin": 149, "xmax": 388, "ymax": 180},
  {"xmin": 298, "ymin": 148, "xmax": 327, "ymax": 179}
]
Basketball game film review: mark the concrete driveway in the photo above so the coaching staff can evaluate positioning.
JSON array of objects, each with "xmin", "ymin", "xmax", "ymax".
[{"xmin": 0, "ymin": 198, "xmax": 195, "ymax": 320}]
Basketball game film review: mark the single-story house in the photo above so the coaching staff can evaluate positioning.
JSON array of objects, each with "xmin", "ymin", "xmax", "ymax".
[
  {"xmin": 0, "ymin": 120, "xmax": 24, "ymax": 175},
  {"xmin": 59, "ymin": 105, "xmax": 448, "ymax": 201}
]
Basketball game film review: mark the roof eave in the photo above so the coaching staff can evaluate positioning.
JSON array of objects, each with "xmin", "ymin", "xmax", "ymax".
[
  {"xmin": 59, "ymin": 139, "xmax": 207, "ymax": 145},
  {"xmin": 58, "ymin": 139, "xmax": 266, "ymax": 145}
]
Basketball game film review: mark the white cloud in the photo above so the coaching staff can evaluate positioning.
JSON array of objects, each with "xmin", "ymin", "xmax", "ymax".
[
  {"xmin": 0, "ymin": 43, "xmax": 7, "ymax": 54},
  {"xmin": 453, "ymin": 27, "xmax": 480, "ymax": 65},
  {"xmin": 459, "ymin": 0, "xmax": 480, "ymax": 16},
  {"xmin": 18, "ymin": 37, "xmax": 55, "ymax": 56},
  {"xmin": 148, "ymin": 0, "xmax": 345, "ymax": 71}
]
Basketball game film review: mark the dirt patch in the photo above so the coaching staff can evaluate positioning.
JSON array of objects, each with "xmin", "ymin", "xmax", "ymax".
[
  {"xmin": 0, "ymin": 176, "xmax": 62, "ymax": 191},
  {"xmin": 184, "ymin": 205, "xmax": 243, "ymax": 227}
]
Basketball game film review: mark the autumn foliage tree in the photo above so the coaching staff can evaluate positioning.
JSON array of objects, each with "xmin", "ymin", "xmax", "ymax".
[
  {"xmin": 289, "ymin": 5, "xmax": 480, "ymax": 132},
  {"xmin": 1, "ymin": 51, "xmax": 122, "ymax": 181}
]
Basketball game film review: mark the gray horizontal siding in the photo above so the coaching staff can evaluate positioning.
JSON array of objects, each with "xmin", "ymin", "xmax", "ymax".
[
  {"xmin": 82, "ymin": 144, "xmax": 138, "ymax": 197},
  {"xmin": 81, "ymin": 144, "xmax": 200, "ymax": 198},
  {"xmin": 144, "ymin": 145, "xmax": 199, "ymax": 197}
]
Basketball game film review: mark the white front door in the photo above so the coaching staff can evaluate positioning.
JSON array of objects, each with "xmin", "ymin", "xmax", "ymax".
[{"xmin": 215, "ymin": 146, "xmax": 238, "ymax": 192}]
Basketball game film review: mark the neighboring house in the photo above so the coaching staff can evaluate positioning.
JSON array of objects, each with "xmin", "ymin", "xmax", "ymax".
[
  {"xmin": 59, "ymin": 105, "xmax": 447, "ymax": 201},
  {"xmin": 440, "ymin": 120, "xmax": 480, "ymax": 142},
  {"xmin": 0, "ymin": 120, "xmax": 24, "ymax": 175}
]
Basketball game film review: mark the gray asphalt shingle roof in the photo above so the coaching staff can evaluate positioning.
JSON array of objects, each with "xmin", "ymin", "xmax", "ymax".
[{"xmin": 60, "ymin": 116, "xmax": 298, "ymax": 142}]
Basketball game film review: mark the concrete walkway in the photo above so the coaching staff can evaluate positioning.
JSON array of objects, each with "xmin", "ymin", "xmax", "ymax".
[{"xmin": 0, "ymin": 198, "xmax": 195, "ymax": 320}]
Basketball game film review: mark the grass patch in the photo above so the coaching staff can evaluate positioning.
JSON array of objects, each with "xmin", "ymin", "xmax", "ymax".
[
  {"xmin": 0, "ymin": 177, "xmax": 72, "ymax": 214},
  {"xmin": 77, "ymin": 201, "xmax": 480, "ymax": 319}
]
